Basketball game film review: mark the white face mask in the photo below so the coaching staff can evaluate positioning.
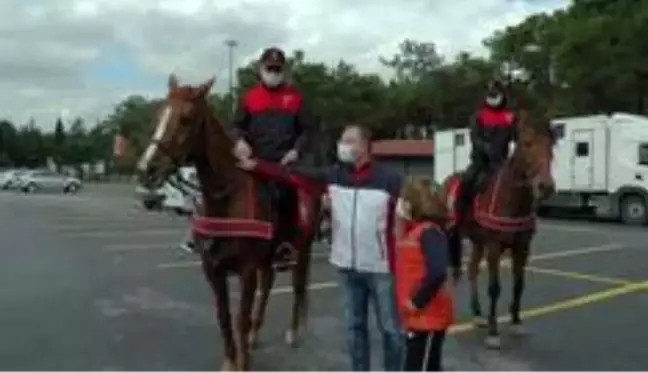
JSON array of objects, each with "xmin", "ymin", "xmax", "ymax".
[
  {"xmin": 486, "ymin": 94, "xmax": 503, "ymax": 107},
  {"xmin": 337, "ymin": 142, "xmax": 356, "ymax": 163},
  {"xmin": 260, "ymin": 67, "xmax": 284, "ymax": 87}
]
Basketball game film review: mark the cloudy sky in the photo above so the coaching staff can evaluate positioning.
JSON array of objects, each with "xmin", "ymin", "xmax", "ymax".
[{"xmin": 0, "ymin": 0, "xmax": 567, "ymax": 131}]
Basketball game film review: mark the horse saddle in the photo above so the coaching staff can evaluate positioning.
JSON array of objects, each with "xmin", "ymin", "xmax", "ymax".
[
  {"xmin": 258, "ymin": 181, "xmax": 314, "ymax": 243},
  {"xmin": 448, "ymin": 165, "xmax": 535, "ymax": 231}
]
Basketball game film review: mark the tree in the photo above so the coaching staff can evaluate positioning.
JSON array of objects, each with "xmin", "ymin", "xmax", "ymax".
[
  {"xmin": 0, "ymin": 119, "xmax": 18, "ymax": 166},
  {"xmin": 380, "ymin": 39, "xmax": 443, "ymax": 82},
  {"xmin": 9, "ymin": 0, "xmax": 642, "ymax": 174},
  {"xmin": 15, "ymin": 118, "xmax": 46, "ymax": 168}
]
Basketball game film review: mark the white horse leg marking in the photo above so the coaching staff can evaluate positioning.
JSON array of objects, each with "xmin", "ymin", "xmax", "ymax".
[{"xmin": 137, "ymin": 106, "xmax": 173, "ymax": 172}]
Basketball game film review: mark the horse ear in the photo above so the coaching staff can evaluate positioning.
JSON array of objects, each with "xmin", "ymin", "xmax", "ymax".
[
  {"xmin": 197, "ymin": 76, "xmax": 216, "ymax": 97},
  {"xmin": 169, "ymin": 74, "xmax": 179, "ymax": 89}
]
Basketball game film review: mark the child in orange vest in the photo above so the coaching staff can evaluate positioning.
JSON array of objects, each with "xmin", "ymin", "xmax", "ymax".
[{"xmin": 395, "ymin": 176, "xmax": 453, "ymax": 371}]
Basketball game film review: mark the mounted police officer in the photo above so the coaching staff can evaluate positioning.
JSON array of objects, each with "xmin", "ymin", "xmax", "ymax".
[
  {"xmin": 231, "ymin": 46, "xmax": 314, "ymax": 268},
  {"xmin": 456, "ymin": 79, "xmax": 517, "ymax": 224}
]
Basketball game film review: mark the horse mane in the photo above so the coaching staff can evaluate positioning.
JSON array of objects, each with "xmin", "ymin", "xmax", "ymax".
[{"xmin": 517, "ymin": 108, "xmax": 553, "ymax": 140}]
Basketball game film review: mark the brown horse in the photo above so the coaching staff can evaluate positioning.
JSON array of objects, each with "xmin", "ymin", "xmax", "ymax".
[
  {"xmin": 135, "ymin": 74, "xmax": 321, "ymax": 370},
  {"xmin": 442, "ymin": 110, "xmax": 555, "ymax": 349}
]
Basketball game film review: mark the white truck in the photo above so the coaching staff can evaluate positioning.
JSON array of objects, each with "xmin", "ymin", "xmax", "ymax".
[{"xmin": 433, "ymin": 112, "xmax": 648, "ymax": 225}]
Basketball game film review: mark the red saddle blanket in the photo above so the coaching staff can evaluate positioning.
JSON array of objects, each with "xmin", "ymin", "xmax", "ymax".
[
  {"xmin": 189, "ymin": 164, "xmax": 319, "ymax": 241},
  {"xmin": 444, "ymin": 170, "xmax": 535, "ymax": 232}
]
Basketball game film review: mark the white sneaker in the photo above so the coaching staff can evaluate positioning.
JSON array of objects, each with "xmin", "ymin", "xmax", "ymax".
[{"xmin": 179, "ymin": 241, "xmax": 196, "ymax": 254}]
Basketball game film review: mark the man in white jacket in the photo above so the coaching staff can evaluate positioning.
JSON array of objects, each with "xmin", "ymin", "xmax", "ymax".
[{"xmin": 238, "ymin": 124, "xmax": 403, "ymax": 371}]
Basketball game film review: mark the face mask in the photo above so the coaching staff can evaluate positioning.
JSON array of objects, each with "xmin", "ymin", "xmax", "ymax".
[
  {"xmin": 260, "ymin": 67, "xmax": 284, "ymax": 88},
  {"xmin": 337, "ymin": 142, "xmax": 356, "ymax": 163},
  {"xmin": 486, "ymin": 94, "xmax": 503, "ymax": 107}
]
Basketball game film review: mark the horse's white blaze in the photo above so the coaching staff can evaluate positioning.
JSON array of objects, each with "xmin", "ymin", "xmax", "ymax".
[{"xmin": 137, "ymin": 106, "xmax": 173, "ymax": 172}]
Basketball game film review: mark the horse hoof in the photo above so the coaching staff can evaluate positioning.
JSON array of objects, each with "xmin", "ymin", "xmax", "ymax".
[
  {"xmin": 509, "ymin": 323, "xmax": 528, "ymax": 336},
  {"xmin": 473, "ymin": 316, "xmax": 487, "ymax": 328},
  {"xmin": 485, "ymin": 335, "xmax": 501, "ymax": 349},
  {"xmin": 221, "ymin": 359, "xmax": 236, "ymax": 371},
  {"xmin": 285, "ymin": 329, "xmax": 297, "ymax": 347}
]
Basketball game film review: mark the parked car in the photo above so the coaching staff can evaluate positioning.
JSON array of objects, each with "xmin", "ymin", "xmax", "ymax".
[
  {"xmin": 0, "ymin": 169, "xmax": 27, "ymax": 190},
  {"xmin": 136, "ymin": 167, "xmax": 198, "ymax": 213},
  {"xmin": 161, "ymin": 167, "xmax": 199, "ymax": 215},
  {"xmin": 136, "ymin": 184, "xmax": 166, "ymax": 210},
  {"xmin": 18, "ymin": 170, "xmax": 82, "ymax": 193}
]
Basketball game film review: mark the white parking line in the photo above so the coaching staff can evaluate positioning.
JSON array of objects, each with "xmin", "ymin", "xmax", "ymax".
[
  {"xmin": 62, "ymin": 229, "xmax": 183, "ymax": 239},
  {"xmin": 538, "ymin": 222, "xmax": 608, "ymax": 233},
  {"xmin": 156, "ymin": 251, "xmax": 331, "ymax": 269},
  {"xmin": 157, "ymin": 243, "xmax": 623, "ymax": 270},
  {"xmin": 260, "ymin": 244, "xmax": 629, "ymax": 296},
  {"xmin": 102, "ymin": 243, "xmax": 174, "ymax": 252},
  {"xmin": 268, "ymin": 281, "xmax": 337, "ymax": 295},
  {"xmin": 55, "ymin": 215, "xmax": 153, "ymax": 223},
  {"xmin": 56, "ymin": 224, "xmax": 182, "ymax": 233}
]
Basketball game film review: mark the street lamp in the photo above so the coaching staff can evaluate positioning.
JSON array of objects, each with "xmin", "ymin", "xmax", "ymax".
[
  {"xmin": 522, "ymin": 42, "xmax": 556, "ymax": 113},
  {"xmin": 224, "ymin": 39, "xmax": 238, "ymax": 113}
]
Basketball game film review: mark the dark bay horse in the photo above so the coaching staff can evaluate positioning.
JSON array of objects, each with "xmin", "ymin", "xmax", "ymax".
[
  {"xmin": 135, "ymin": 74, "xmax": 321, "ymax": 370},
  {"xmin": 442, "ymin": 110, "xmax": 555, "ymax": 349}
]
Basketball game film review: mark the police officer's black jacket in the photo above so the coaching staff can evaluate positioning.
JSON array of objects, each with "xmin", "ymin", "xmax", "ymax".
[
  {"xmin": 469, "ymin": 106, "xmax": 517, "ymax": 166},
  {"xmin": 231, "ymin": 83, "xmax": 313, "ymax": 162}
]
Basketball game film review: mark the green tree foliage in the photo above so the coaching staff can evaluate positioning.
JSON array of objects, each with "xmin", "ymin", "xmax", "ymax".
[{"xmin": 1, "ymin": 0, "xmax": 646, "ymax": 172}]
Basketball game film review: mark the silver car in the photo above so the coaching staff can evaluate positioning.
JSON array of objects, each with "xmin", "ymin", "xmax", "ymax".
[
  {"xmin": 18, "ymin": 170, "xmax": 82, "ymax": 194},
  {"xmin": 0, "ymin": 169, "xmax": 28, "ymax": 190}
]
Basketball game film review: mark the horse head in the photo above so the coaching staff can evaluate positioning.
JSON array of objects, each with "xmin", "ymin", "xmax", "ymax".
[
  {"xmin": 512, "ymin": 110, "xmax": 556, "ymax": 202},
  {"xmin": 136, "ymin": 74, "xmax": 217, "ymax": 188}
]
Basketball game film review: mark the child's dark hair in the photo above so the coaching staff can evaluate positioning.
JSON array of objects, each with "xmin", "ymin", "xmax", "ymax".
[{"xmin": 400, "ymin": 175, "xmax": 448, "ymax": 226}]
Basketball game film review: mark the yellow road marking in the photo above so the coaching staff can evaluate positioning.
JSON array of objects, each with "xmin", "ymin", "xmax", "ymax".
[
  {"xmin": 449, "ymin": 280, "xmax": 648, "ymax": 335},
  {"xmin": 523, "ymin": 266, "xmax": 632, "ymax": 285}
]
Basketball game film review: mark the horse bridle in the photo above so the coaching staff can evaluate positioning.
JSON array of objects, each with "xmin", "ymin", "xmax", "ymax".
[{"xmin": 147, "ymin": 108, "xmax": 237, "ymax": 201}]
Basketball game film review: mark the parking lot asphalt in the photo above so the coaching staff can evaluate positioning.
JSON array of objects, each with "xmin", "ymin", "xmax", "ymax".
[{"xmin": 0, "ymin": 184, "xmax": 647, "ymax": 370}]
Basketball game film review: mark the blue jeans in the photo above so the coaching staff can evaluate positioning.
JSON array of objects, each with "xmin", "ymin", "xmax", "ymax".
[{"xmin": 339, "ymin": 269, "xmax": 404, "ymax": 371}]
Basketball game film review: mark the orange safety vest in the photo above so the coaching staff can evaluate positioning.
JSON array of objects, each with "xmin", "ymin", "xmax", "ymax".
[{"xmin": 395, "ymin": 221, "xmax": 454, "ymax": 331}]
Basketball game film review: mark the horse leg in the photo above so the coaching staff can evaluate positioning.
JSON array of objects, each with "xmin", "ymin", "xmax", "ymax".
[
  {"xmin": 286, "ymin": 236, "xmax": 313, "ymax": 347},
  {"xmin": 485, "ymin": 244, "xmax": 503, "ymax": 349},
  {"xmin": 235, "ymin": 266, "xmax": 258, "ymax": 371},
  {"xmin": 509, "ymin": 241, "xmax": 531, "ymax": 336},
  {"xmin": 248, "ymin": 264, "xmax": 275, "ymax": 348},
  {"xmin": 468, "ymin": 242, "xmax": 486, "ymax": 327},
  {"xmin": 202, "ymin": 260, "xmax": 236, "ymax": 370}
]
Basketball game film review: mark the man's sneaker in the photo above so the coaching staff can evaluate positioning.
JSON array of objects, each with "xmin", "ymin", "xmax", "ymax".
[{"xmin": 179, "ymin": 240, "xmax": 196, "ymax": 254}]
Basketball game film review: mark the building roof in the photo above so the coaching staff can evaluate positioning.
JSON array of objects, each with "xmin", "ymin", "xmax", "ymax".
[{"xmin": 371, "ymin": 139, "xmax": 434, "ymax": 157}]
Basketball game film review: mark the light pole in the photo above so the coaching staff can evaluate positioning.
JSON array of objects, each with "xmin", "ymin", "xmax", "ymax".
[
  {"xmin": 224, "ymin": 39, "xmax": 238, "ymax": 114},
  {"xmin": 523, "ymin": 42, "xmax": 556, "ymax": 114}
]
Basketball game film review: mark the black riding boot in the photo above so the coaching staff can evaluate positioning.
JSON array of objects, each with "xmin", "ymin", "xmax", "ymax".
[
  {"xmin": 457, "ymin": 181, "xmax": 473, "ymax": 226},
  {"xmin": 273, "ymin": 187, "xmax": 298, "ymax": 271}
]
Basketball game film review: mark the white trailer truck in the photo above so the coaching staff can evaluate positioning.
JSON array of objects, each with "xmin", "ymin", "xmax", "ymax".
[{"xmin": 433, "ymin": 112, "xmax": 648, "ymax": 225}]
